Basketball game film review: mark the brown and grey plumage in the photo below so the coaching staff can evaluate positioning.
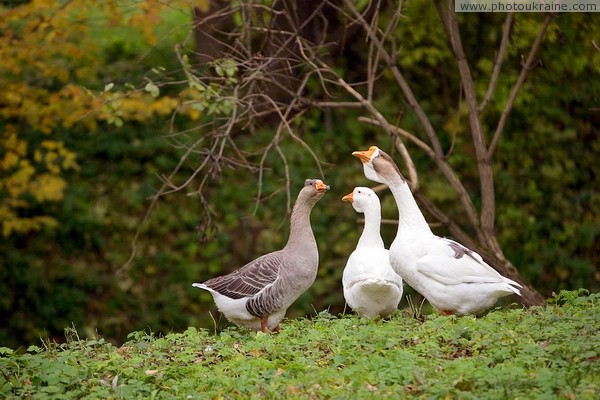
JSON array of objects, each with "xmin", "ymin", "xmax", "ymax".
[{"xmin": 193, "ymin": 179, "xmax": 330, "ymax": 332}]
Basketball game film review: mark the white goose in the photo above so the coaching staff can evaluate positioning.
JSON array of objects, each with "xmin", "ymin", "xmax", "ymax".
[
  {"xmin": 341, "ymin": 187, "xmax": 403, "ymax": 318},
  {"xmin": 352, "ymin": 146, "xmax": 522, "ymax": 315},
  {"xmin": 193, "ymin": 179, "xmax": 330, "ymax": 332}
]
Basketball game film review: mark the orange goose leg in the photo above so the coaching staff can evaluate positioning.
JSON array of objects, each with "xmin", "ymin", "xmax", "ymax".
[
  {"xmin": 439, "ymin": 309, "xmax": 457, "ymax": 325},
  {"xmin": 260, "ymin": 317, "xmax": 269, "ymax": 333},
  {"xmin": 260, "ymin": 317, "xmax": 281, "ymax": 333}
]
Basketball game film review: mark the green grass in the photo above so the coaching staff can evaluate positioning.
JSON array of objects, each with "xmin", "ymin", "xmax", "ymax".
[{"xmin": 1, "ymin": 290, "xmax": 599, "ymax": 399}]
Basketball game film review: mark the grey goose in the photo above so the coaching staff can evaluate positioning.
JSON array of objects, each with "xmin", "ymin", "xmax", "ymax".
[{"xmin": 193, "ymin": 179, "xmax": 330, "ymax": 332}]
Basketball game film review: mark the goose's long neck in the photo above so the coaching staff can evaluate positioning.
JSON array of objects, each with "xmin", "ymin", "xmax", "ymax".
[
  {"xmin": 385, "ymin": 174, "xmax": 432, "ymax": 235},
  {"xmin": 357, "ymin": 205, "xmax": 385, "ymax": 249},
  {"xmin": 284, "ymin": 198, "xmax": 317, "ymax": 253}
]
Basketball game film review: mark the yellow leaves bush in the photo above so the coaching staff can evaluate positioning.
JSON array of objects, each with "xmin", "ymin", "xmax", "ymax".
[
  {"xmin": 94, "ymin": 88, "xmax": 183, "ymax": 127},
  {"xmin": 0, "ymin": 213, "xmax": 59, "ymax": 237},
  {"xmin": 116, "ymin": 92, "xmax": 180, "ymax": 122},
  {"xmin": 31, "ymin": 174, "xmax": 67, "ymax": 203},
  {"xmin": 129, "ymin": 1, "xmax": 164, "ymax": 45},
  {"xmin": 0, "ymin": 130, "xmax": 76, "ymax": 237},
  {"xmin": 0, "ymin": 0, "xmax": 196, "ymax": 236}
]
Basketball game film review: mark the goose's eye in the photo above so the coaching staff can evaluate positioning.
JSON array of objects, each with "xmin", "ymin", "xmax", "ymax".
[{"xmin": 358, "ymin": 190, "xmax": 361, "ymax": 194}]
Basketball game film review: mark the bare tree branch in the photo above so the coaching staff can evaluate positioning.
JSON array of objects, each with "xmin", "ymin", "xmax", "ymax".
[
  {"xmin": 436, "ymin": 0, "xmax": 497, "ymax": 249},
  {"xmin": 359, "ymin": 116, "xmax": 483, "ymax": 234},
  {"xmin": 318, "ymin": 0, "xmax": 480, "ymax": 235},
  {"xmin": 358, "ymin": 117, "xmax": 434, "ymax": 156},
  {"xmin": 479, "ymin": 13, "xmax": 514, "ymax": 112},
  {"xmin": 488, "ymin": 13, "xmax": 553, "ymax": 159},
  {"xmin": 319, "ymin": 62, "xmax": 420, "ymax": 185},
  {"xmin": 340, "ymin": 0, "xmax": 445, "ymax": 158},
  {"xmin": 392, "ymin": 136, "xmax": 420, "ymax": 190}
]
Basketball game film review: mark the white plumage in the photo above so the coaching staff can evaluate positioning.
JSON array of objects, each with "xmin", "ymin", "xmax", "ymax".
[
  {"xmin": 352, "ymin": 146, "xmax": 522, "ymax": 315},
  {"xmin": 190, "ymin": 284, "xmax": 288, "ymax": 331},
  {"xmin": 341, "ymin": 187, "xmax": 403, "ymax": 317}
]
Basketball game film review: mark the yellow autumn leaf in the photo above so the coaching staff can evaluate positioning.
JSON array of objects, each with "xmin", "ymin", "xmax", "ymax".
[
  {"xmin": 186, "ymin": 108, "xmax": 202, "ymax": 121},
  {"xmin": 1, "ymin": 152, "xmax": 20, "ymax": 170},
  {"xmin": 2, "ymin": 132, "xmax": 28, "ymax": 156},
  {"xmin": 31, "ymin": 174, "xmax": 66, "ymax": 202},
  {"xmin": 2, "ymin": 215, "xmax": 58, "ymax": 237},
  {"xmin": 61, "ymin": 151, "xmax": 78, "ymax": 170},
  {"xmin": 6, "ymin": 162, "xmax": 35, "ymax": 197},
  {"xmin": 152, "ymin": 97, "xmax": 179, "ymax": 116}
]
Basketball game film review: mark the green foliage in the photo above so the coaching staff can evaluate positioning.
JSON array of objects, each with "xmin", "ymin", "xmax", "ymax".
[
  {"xmin": 1, "ymin": 291, "xmax": 598, "ymax": 399},
  {"xmin": 0, "ymin": 0, "xmax": 209, "ymax": 348},
  {"xmin": 1, "ymin": 0, "xmax": 599, "ymax": 350}
]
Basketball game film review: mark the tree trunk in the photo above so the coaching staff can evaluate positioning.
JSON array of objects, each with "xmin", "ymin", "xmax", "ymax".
[
  {"xmin": 474, "ymin": 228, "xmax": 546, "ymax": 306},
  {"xmin": 495, "ymin": 257, "xmax": 547, "ymax": 307},
  {"xmin": 192, "ymin": 1, "xmax": 233, "ymax": 64}
]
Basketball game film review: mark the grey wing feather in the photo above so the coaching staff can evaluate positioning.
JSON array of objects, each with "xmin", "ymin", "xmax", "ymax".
[
  {"xmin": 246, "ymin": 282, "xmax": 286, "ymax": 318},
  {"xmin": 245, "ymin": 256, "xmax": 299, "ymax": 317},
  {"xmin": 442, "ymin": 238, "xmax": 484, "ymax": 263},
  {"xmin": 202, "ymin": 251, "xmax": 283, "ymax": 300}
]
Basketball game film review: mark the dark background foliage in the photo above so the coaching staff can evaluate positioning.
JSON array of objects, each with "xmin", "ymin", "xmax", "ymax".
[{"xmin": 1, "ymin": 1, "xmax": 598, "ymax": 348}]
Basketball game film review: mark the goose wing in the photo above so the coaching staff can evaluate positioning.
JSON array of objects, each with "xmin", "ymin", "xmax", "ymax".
[
  {"xmin": 202, "ymin": 251, "xmax": 283, "ymax": 299},
  {"xmin": 415, "ymin": 238, "xmax": 520, "ymax": 286}
]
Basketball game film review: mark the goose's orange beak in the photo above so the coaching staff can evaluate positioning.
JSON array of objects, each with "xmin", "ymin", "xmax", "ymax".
[
  {"xmin": 341, "ymin": 191, "xmax": 353, "ymax": 203},
  {"xmin": 315, "ymin": 180, "xmax": 330, "ymax": 193},
  {"xmin": 352, "ymin": 146, "xmax": 377, "ymax": 164}
]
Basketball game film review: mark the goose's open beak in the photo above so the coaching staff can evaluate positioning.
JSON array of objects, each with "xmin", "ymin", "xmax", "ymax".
[
  {"xmin": 341, "ymin": 191, "xmax": 353, "ymax": 202},
  {"xmin": 315, "ymin": 180, "xmax": 330, "ymax": 193},
  {"xmin": 352, "ymin": 146, "xmax": 377, "ymax": 164}
]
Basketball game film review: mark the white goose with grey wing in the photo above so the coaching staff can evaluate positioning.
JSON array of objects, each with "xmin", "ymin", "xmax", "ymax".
[{"xmin": 352, "ymin": 146, "xmax": 522, "ymax": 315}]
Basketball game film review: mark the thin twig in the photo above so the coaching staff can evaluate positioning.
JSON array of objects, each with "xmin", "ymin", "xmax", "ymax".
[
  {"xmin": 358, "ymin": 116, "xmax": 480, "ymax": 230},
  {"xmin": 117, "ymin": 133, "xmax": 213, "ymax": 274},
  {"xmin": 479, "ymin": 13, "xmax": 514, "ymax": 112},
  {"xmin": 446, "ymin": 86, "xmax": 461, "ymax": 158},
  {"xmin": 357, "ymin": 117, "xmax": 434, "ymax": 156},
  {"xmin": 340, "ymin": 0, "xmax": 445, "ymax": 158},
  {"xmin": 253, "ymin": 73, "xmax": 323, "ymax": 214},
  {"xmin": 323, "ymin": 64, "xmax": 419, "ymax": 184},
  {"xmin": 393, "ymin": 135, "xmax": 419, "ymax": 190},
  {"xmin": 316, "ymin": 101, "xmax": 365, "ymax": 108},
  {"xmin": 488, "ymin": 14, "xmax": 552, "ymax": 159}
]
